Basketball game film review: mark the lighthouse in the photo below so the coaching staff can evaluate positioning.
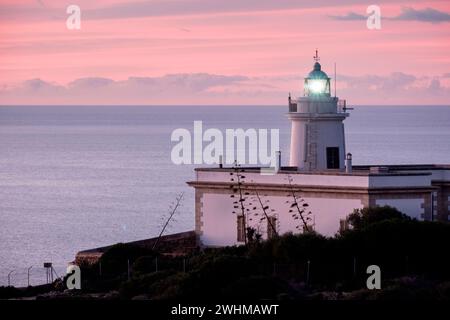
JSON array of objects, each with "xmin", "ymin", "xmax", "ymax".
[
  {"xmin": 288, "ymin": 51, "xmax": 349, "ymax": 171},
  {"xmin": 186, "ymin": 52, "xmax": 450, "ymax": 247}
]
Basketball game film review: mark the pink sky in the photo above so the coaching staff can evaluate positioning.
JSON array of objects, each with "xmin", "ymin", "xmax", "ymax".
[{"xmin": 0, "ymin": 0, "xmax": 449, "ymax": 105}]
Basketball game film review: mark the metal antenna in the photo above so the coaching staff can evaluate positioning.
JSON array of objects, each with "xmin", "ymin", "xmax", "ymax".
[{"xmin": 334, "ymin": 62, "xmax": 337, "ymax": 97}]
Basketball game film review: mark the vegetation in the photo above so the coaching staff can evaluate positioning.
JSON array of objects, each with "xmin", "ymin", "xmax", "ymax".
[
  {"xmin": 345, "ymin": 205, "xmax": 412, "ymax": 231},
  {"xmin": 72, "ymin": 206, "xmax": 450, "ymax": 300},
  {"xmin": 3, "ymin": 206, "xmax": 449, "ymax": 300}
]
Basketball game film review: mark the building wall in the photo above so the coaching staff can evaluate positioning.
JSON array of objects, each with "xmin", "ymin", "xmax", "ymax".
[
  {"xmin": 289, "ymin": 119, "xmax": 346, "ymax": 170},
  {"xmin": 192, "ymin": 167, "xmax": 449, "ymax": 247},
  {"xmin": 368, "ymin": 174, "xmax": 431, "ymax": 188},
  {"xmin": 199, "ymin": 190, "xmax": 365, "ymax": 246},
  {"xmin": 432, "ymin": 182, "xmax": 450, "ymax": 221},
  {"xmin": 196, "ymin": 170, "xmax": 369, "ymax": 187}
]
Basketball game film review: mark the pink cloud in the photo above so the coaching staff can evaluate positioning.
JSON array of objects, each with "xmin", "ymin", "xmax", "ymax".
[{"xmin": 1, "ymin": 71, "xmax": 449, "ymax": 105}]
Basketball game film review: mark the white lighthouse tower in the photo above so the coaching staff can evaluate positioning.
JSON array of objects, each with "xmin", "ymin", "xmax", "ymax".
[{"xmin": 288, "ymin": 51, "xmax": 349, "ymax": 171}]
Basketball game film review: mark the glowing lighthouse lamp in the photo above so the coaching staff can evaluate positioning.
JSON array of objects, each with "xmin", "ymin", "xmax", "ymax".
[{"xmin": 304, "ymin": 50, "xmax": 331, "ymax": 97}]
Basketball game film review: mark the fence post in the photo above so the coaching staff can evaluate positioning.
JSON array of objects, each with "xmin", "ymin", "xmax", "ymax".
[
  {"xmin": 353, "ymin": 257, "xmax": 357, "ymax": 278},
  {"xmin": 27, "ymin": 266, "xmax": 33, "ymax": 287},
  {"xmin": 8, "ymin": 270, "xmax": 14, "ymax": 287},
  {"xmin": 183, "ymin": 258, "xmax": 186, "ymax": 273},
  {"xmin": 127, "ymin": 259, "xmax": 130, "ymax": 281},
  {"xmin": 155, "ymin": 257, "xmax": 158, "ymax": 273}
]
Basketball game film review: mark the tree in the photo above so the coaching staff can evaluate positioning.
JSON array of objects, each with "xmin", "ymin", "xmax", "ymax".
[
  {"xmin": 229, "ymin": 165, "xmax": 277, "ymax": 244},
  {"xmin": 153, "ymin": 192, "xmax": 184, "ymax": 251},
  {"xmin": 229, "ymin": 164, "xmax": 251, "ymax": 244},
  {"xmin": 345, "ymin": 205, "xmax": 412, "ymax": 231},
  {"xmin": 285, "ymin": 174, "xmax": 313, "ymax": 233}
]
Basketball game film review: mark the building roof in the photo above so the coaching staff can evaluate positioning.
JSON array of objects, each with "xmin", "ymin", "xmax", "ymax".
[
  {"xmin": 192, "ymin": 164, "xmax": 450, "ymax": 177},
  {"xmin": 75, "ymin": 231, "xmax": 198, "ymax": 265}
]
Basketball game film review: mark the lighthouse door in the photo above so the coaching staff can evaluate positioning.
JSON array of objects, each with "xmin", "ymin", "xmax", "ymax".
[{"xmin": 326, "ymin": 147, "xmax": 340, "ymax": 169}]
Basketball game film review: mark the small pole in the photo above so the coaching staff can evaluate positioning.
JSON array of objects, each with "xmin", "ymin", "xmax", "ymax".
[
  {"xmin": 155, "ymin": 257, "xmax": 158, "ymax": 273},
  {"xmin": 183, "ymin": 258, "xmax": 186, "ymax": 273},
  {"xmin": 27, "ymin": 266, "xmax": 33, "ymax": 287},
  {"xmin": 353, "ymin": 257, "xmax": 357, "ymax": 277},
  {"xmin": 99, "ymin": 261, "xmax": 102, "ymax": 277},
  {"xmin": 127, "ymin": 259, "xmax": 130, "ymax": 281},
  {"xmin": 306, "ymin": 260, "xmax": 311, "ymax": 285}
]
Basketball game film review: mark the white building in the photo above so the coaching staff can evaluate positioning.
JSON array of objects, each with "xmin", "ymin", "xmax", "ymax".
[{"xmin": 188, "ymin": 55, "xmax": 450, "ymax": 247}]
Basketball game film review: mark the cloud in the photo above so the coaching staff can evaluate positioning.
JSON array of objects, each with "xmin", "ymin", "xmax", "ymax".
[
  {"xmin": 337, "ymin": 72, "xmax": 450, "ymax": 104},
  {"xmin": 329, "ymin": 6, "xmax": 450, "ymax": 24},
  {"xmin": 0, "ymin": 73, "xmax": 256, "ymax": 105},
  {"xmin": 68, "ymin": 77, "xmax": 115, "ymax": 89},
  {"xmin": 339, "ymin": 72, "xmax": 416, "ymax": 94},
  {"xmin": 0, "ymin": 0, "xmax": 396, "ymax": 22},
  {"xmin": 20, "ymin": 78, "xmax": 65, "ymax": 94},
  {"xmin": 1, "ymin": 72, "xmax": 450, "ymax": 105},
  {"xmin": 391, "ymin": 7, "xmax": 450, "ymax": 24},
  {"xmin": 428, "ymin": 78, "xmax": 441, "ymax": 91},
  {"xmin": 328, "ymin": 12, "xmax": 366, "ymax": 21}
]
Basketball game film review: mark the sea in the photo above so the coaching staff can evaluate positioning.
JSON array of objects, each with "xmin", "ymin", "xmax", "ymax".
[{"xmin": 0, "ymin": 105, "xmax": 449, "ymax": 286}]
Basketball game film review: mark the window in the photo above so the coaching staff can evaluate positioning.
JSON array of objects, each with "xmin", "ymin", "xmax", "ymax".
[
  {"xmin": 237, "ymin": 215, "xmax": 246, "ymax": 242},
  {"xmin": 267, "ymin": 216, "xmax": 277, "ymax": 239},
  {"xmin": 326, "ymin": 147, "xmax": 340, "ymax": 169}
]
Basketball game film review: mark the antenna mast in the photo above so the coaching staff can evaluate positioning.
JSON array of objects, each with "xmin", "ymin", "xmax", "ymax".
[{"xmin": 334, "ymin": 62, "xmax": 337, "ymax": 97}]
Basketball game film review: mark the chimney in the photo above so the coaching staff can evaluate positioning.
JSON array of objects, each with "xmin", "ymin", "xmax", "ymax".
[
  {"xmin": 345, "ymin": 153, "xmax": 352, "ymax": 173},
  {"xmin": 275, "ymin": 151, "xmax": 281, "ymax": 172},
  {"xmin": 219, "ymin": 155, "xmax": 223, "ymax": 168}
]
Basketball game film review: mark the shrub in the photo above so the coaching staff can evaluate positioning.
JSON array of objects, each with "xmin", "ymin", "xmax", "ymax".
[
  {"xmin": 99, "ymin": 243, "xmax": 155, "ymax": 277},
  {"xmin": 119, "ymin": 270, "xmax": 175, "ymax": 298},
  {"xmin": 221, "ymin": 276, "xmax": 294, "ymax": 299},
  {"xmin": 345, "ymin": 205, "xmax": 411, "ymax": 231}
]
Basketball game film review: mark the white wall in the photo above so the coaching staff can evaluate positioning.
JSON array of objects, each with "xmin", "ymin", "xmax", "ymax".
[
  {"xmin": 289, "ymin": 118, "xmax": 346, "ymax": 171},
  {"xmin": 200, "ymin": 192, "xmax": 364, "ymax": 246},
  {"xmin": 201, "ymin": 193, "xmax": 239, "ymax": 246}
]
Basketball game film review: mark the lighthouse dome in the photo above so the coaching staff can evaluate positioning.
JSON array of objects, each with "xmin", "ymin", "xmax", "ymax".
[
  {"xmin": 304, "ymin": 60, "xmax": 331, "ymax": 96},
  {"xmin": 307, "ymin": 62, "xmax": 329, "ymax": 80}
]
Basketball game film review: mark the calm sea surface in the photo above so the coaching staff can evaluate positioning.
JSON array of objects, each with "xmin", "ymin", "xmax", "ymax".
[{"xmin": 0, "ymin": 105, "xmax": 449, "ymax": 286}]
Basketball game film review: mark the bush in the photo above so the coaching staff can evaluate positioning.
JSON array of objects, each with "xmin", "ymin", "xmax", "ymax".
[
  {"xmin": 221, "ymin": 276, "xmax": 294, "ymax": 299},
  {"xmin": 345, "ymin": 205, "xmax": 411, "ymax": 231},
  {"xmin": 119, "ymin": 270, "xmax": 175, "ymax": 298},
  {"xmin": 99, "ymin": 243, "xmax": 155, "ymax": 277}
]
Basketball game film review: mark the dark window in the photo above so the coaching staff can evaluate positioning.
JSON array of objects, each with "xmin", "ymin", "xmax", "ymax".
[
  {"xmin": 326, "ymin": 147, "xmax": 340, "ymax": 169},
  {"xmin": 237, "ymin": 215, "xmax": 246, "ymax": 242},
  {"xmin": 267, "ymin": 216, "xmax": 277, "ymax": 239}
]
